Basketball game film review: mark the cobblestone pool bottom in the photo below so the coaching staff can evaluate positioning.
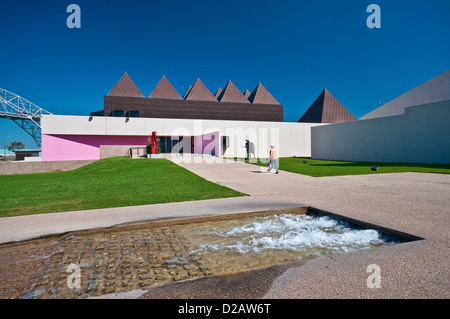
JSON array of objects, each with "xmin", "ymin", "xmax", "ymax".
[{"xmin": 1, "ymin": 210, "xmax": 401, "ymax": 299}]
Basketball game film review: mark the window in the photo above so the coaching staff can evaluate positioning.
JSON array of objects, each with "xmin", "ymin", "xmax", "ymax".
[
  {"xmin": 222, "ymin": 136, "xmax": 229, "ymax": 148},
  {"xmin": 128, "ymin": 111, "xmax": 140, "ymax": 118},
  {"xmin": 113, "ymin": 110, "xmax": 125, "ymax": 117}
]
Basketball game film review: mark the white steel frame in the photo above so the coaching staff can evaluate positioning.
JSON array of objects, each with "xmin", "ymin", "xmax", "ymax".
[{"xmin": 0, "ymin": 88, "xmax": 52, "ymax": 148}]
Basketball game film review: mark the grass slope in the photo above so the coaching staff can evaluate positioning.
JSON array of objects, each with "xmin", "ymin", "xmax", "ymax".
[
  {"xmin": 0, "ymin": 157, "xmax": 245, "ymax": 218},
  {"xmin": 237, "ymin": 157, "xmax": 450, "ymax": 177}
]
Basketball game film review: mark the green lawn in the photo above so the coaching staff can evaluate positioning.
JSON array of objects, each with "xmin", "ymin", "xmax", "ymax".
[
  {"xmin": 0, "ymin": 157, "xmax": 245, "ymax": 218},
  {"xmin": 234, "ymin": 157, "xmax": 450, "ymax": 177}
]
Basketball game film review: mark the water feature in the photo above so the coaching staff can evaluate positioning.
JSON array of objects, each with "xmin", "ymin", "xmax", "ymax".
[
  {"xmin": 176, "ymin": 212, "xmax": 404, "ymax": 274},
  {"xmin": 13, "ymin": 208, "xmax": 414, "ymax": 299}
]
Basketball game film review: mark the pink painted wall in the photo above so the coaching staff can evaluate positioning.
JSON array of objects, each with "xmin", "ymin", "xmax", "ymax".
[{"xmin": 42, "ymin": 134, "xmax": 149, "ymax": 161}]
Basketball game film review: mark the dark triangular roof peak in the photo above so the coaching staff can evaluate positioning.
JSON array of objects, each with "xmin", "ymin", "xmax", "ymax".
[
  {"xmin": 149, "ymin": 75, "xmax": 182, "ymax": 100},
  {"xmin": 248, "ymin": 83, "xmax": 280, "ymax": 105},
  {"xmin": 107, "ymin": 73, "xmax": 145, "ymax": 98},
  {"xmin": 298, "ymin": 89, "xmax": 357, "ymax": 124},
  {"xmin": 182, "ymin": 85, "xmax": 192, "ymax": 99},
  {"xmin": 214, "ymin": 88, "xmax": 222, "ymax": 99},
  {"xmin": 217, "ymin": 81, "xmax": 250, "ymax": 103},
  {"xmin": 183, "ymin": 78, "xmax": 216, "ymax": 102},
  {"xmin": 298, "ymin": 89, "xmax": 326, "ymax": 123},
  {"xmin": 243, "ymin": 89, "xmax": 252, "ymax": 100}
]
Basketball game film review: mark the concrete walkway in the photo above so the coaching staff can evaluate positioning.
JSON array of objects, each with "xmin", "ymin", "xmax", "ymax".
[{"xmin": 0, "ymin": 158, "xmax": 449, "ymax": 298}]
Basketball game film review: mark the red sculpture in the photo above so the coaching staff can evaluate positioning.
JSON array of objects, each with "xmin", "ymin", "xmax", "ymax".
[{"xmin": 150, "ymin": 131, "xmax": 158, "ymax": 154}]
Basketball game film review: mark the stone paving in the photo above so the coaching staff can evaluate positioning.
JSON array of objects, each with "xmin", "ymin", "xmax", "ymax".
[
  {"xmin": 20, "ymin": 224, "xmax": 213, "ymax": 299},
  {"xmin": 6, "ymin": 209, "xmax": 300, "ymax": 299}
]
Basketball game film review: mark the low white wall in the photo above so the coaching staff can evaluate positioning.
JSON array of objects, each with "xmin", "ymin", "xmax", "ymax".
[
  {"xmin": 42, "ymin": 115, "xmax": 325, "ymax": 158},
  {"xmin": 311, "ymin": 101, "xmax": 450, "ymax": 164}
]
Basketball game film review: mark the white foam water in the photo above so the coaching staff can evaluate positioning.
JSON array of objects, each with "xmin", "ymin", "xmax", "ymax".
[{"xmin": 191, "ymin": 214, "xmax": 396, "ymax": 258}]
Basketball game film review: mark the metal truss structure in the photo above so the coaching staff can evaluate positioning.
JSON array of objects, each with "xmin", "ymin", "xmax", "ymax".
[{"xmin": 0, "ymin": 88, "xmax": 52, "ymax": 148}]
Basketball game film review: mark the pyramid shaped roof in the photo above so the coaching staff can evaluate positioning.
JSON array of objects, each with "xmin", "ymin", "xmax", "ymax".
[
  {"xmin": 107, "ymin": 73, "xmax": 145, "ymax": 98},
  {"xmin": 183, "ymin": 79, "xmax": 216, "ymax": 101},
  {"xmin": 217, "ymin": 81, "xmax": 250, "ymax": 103},
  {"xmin": 149, "ymin": 76, "xmax": 182, "ymax": 100},
  {"xmin": 243, "ymin": 89, "xmax": 252, "ymax": 100},
  {"xmin": 361, "ymin": 70, "xmax": 450, "ymax": 120},
  {"xmin": 298, "ymin": 89, "xmax": 356, "ymax": 123},
  {"xmin": 248, "ymin": 83, "xmax": 280, "ymax": 105}
]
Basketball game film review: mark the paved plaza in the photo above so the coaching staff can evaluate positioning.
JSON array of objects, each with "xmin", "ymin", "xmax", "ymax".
[{"xmin": 0, "ymin": 159, "xmax": 449, "ymax": 298}]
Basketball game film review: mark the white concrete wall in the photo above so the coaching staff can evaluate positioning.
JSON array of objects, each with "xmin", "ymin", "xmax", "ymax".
[
  {"xmin": 311, "ymin": 101, "xmax": 450, "ymax": 164},
  {"xmin": 361, "ymin": 70, "xmax": 450, "ymax": 120},
  {"xmin": 42, "ymin": 115, "xmax": 325, "ymax": 158}
]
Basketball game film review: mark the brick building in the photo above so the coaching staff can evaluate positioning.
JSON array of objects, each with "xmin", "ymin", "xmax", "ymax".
[{"xmin": 91, "ymin": 73, "xmax": 283, "ymax": 122}]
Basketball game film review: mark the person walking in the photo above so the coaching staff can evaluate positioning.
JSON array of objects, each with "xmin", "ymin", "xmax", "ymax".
[
  {"xmin": 243, "ymin": 140, "xmax": 256, "ymax": 159},
  {"xmin": 268, "ymin": 145, "xmax": 279, "ymax": 174}
]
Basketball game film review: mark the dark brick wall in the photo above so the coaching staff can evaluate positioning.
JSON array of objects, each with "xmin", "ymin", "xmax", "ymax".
[{"xmin": 102, "ymin": 96, "xmax": 283, "ymax": 122}]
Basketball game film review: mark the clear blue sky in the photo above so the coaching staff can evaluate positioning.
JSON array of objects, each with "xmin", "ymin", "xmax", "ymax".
[{"xmin": 1, "ymin": 0, "xmax": 449, "ymax": 148}]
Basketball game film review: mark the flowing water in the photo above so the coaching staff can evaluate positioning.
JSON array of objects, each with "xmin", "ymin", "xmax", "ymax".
[{"xmin": 176, "ymin": 213, "xmax": 402, "ymax": 274}]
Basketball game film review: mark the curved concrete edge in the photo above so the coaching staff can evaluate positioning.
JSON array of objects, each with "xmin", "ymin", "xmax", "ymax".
[
  {"xmin": 0, "ymin": 196, "xmax": 307, "ymax": 244},
  {"xmin": 262, "ymin": 239, "xmax": 450, "ymax": 299}
]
